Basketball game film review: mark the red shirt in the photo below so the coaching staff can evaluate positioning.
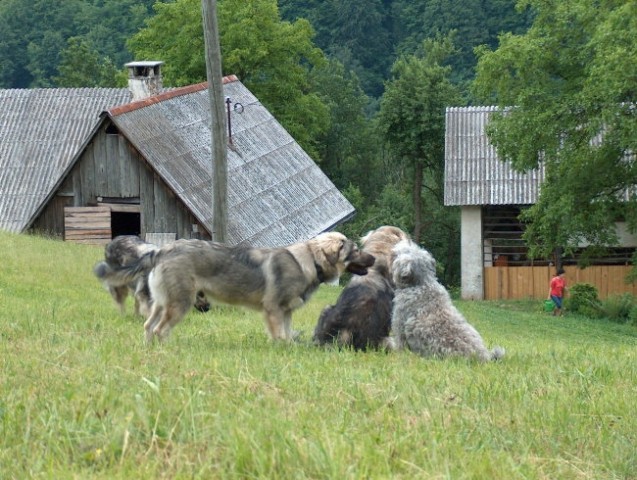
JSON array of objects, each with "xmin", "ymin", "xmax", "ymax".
[{"xmin": 550, "ymin": 275, "xmax": 566, "ymax": 297}]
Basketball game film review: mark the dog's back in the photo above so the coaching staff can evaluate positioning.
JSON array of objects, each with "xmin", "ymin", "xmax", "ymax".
[{"xmin": 104, "ymin": 235, "xmax": 158, "ymax": 267}]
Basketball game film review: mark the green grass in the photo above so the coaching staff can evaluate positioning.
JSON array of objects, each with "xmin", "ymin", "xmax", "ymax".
[{"xmin": 1, "ymin": 230, "xmax": 636, "ymax": 479}]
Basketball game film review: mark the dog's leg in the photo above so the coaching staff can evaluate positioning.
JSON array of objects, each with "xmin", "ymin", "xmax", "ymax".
[
  {"xmin": 263, "ymin": 310, "xmax": 288, "ymax": 340},
  {"xmin": 153, "ymin": 301, "xmax": 191, "ymax": 341},
  {"xmin": 134, "ymin": 288, "xmax": 152, "ymax": 317},
  {"xmin": 144, "ymin": 305, "xmax": 163, "ymax": 344},
  {"xmin": 282, "ymin": 310, "xmax": 302, "ymax": 341},
  {"xmin": 111, "ymin": 286, "xmax": 129, "ymax": 315},
  {"xmin": 336, "ymin": 329, "xmax": 353, "ymax": 348}
]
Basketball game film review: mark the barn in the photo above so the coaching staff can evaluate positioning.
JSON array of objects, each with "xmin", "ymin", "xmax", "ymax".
[
  {"xmin": 444, "ymin": 106, "xmax": 637, "ymax": 300},
  {"xmin": 0, "ymin": 62, "xmax": 354, "ymax": 248}
]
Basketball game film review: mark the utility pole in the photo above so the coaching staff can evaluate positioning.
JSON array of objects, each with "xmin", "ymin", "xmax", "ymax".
[{"xmin": 201, "ymin": 0, "xmax": 227, "ymax": 243}]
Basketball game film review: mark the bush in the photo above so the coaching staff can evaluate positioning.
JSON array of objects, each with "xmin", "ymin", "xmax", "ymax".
[
  {"xmin": 629, "ymin": 305, "xmax": 637, "ymax": 326},
  {"xmin": 566, "ymin": 283, "xmax": 601, "ymax": 318},
  {"xmin": 598, "ymin": 293, "xmax": 636, "ymax": 323}
]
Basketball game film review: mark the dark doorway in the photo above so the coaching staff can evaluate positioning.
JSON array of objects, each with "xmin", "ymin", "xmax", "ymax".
[{"xmin": 111, "ymin": 211, "xmax": 141, "ymax": 238}]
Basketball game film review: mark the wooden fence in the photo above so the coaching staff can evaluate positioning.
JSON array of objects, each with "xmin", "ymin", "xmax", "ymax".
[{"xmin": 484, "ymin": 265, "xmax": 637, "ymax": 300}]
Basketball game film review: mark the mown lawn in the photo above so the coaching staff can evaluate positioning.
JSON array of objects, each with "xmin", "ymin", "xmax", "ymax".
[{"xmin": 1, "ymin": 231, "xmax": 636, "ymax": 479}]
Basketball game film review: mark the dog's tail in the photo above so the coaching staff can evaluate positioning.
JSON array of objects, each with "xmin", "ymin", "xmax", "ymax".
[
  {"xmin": 93, "ymin": 250, "xmax": 158, "ymax": 286},
  {"xmin": 490, "ymin": 346, "xmax": 506, "ymax": 361}
]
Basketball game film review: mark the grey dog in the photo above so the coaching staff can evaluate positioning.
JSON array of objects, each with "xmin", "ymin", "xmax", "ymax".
[
  {"xmin": 95, "ymin": 232, "xmax": 375, "ymax": 343},
  {"xmin": 313, "ymin": 225, "xmax": 410, "ymax": 350},
  {"xmin": 95, "ymin": 235, "xmax": 210, "ymax": 317},
  {"xmin": 391, "ymin": 240, "xmax": 505, "ymax": 362}
]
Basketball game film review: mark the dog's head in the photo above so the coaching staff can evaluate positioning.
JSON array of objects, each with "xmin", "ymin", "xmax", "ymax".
[
  {"xmin": 360, "ymin": 225, "xmax": 411, "ymax": 278},
  {"xmin": 312, "ymin": 232, "xmax": 375, "ymax": 278},
  {"xmin": 391, "ymin": 240, "xmax": 437, "ymax": 288}
]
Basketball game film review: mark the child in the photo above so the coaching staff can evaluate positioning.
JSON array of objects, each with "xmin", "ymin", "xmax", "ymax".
[{"xmin": 548, "ymin": 268, "xmax": 567, "ymax": 316}]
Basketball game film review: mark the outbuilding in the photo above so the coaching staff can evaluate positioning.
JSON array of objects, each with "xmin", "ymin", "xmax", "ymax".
[
  {"xmin": 0, "ymin": 62, "xmax": 354, "ymax": 247},
  {"xmin": 444, "ymin": 106, "xmax": 637, "ymax": 300}
]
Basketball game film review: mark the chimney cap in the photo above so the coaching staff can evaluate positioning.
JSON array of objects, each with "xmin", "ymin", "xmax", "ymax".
[{"xmin": 125, "ymin": 61, "xmax": 164, "ymax": 68}]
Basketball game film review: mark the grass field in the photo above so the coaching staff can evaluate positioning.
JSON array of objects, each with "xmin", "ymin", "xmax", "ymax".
[{"xmin": 1, "ymin": 230, "xmax": 636, "ymax": 479}]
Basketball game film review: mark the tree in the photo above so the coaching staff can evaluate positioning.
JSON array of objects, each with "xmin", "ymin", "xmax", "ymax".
[
  {"xmin": 55, "ymin": 37, "xmax": 121, "ymax": 87},
  {"xmin": 280, "ymin": 0, "xmax": 392, "ymax": 98},
  {"xmin": 0, "ymin": 0, "xmax": 155, "ymax": 88},
  {"xmin": 473, "ymin": 0, "xmax": 637, "ymax": 261},
  {"xmin": 389, "ymin": 0, "xmax": 532, "ymax": 97},
  {"xmin": 377, "ymin": 34, "xmax": 463, "ymax": 243},
  {"xmin": 310, "ymin": 59, "xmax": 382, "ymax": 197},
  {"xmin": 128, "ymin": 0, "xmax": 329, "ymax": 157}
]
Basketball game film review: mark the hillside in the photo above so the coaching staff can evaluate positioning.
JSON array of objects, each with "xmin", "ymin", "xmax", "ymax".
[{"xmin": 1, "ymin": 231, "xmax": 636, "ymax": 478}]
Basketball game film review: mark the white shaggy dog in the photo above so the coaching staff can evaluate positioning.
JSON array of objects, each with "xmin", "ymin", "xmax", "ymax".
[{"xmin": 391, "ymin": 240, "xmax": 505, "ymax": 362}]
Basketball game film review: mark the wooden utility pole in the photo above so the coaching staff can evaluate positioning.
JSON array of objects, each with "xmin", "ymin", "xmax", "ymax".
[{"xmin": 201, "ymin": 0, "xmax": 227, "ymax": 243}]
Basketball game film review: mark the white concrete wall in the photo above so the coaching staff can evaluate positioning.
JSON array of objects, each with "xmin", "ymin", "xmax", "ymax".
[{"xmin": 461, "ymin": 206, "xmax": 483, "ymax": 300}]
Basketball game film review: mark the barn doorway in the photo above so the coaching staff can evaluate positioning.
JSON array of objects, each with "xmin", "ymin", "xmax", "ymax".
[
  {"xmin": 111, "ymin": 211, "xmax": 141, "ymax": 237},
  {"xmin": 97, "ymin": 199, "xmax": 141, "ymax": 239}
]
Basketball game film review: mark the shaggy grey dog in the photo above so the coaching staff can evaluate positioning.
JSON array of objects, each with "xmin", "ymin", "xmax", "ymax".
[
  {"xmin": 313, "ymin": 226, "xmax": 410, "ymax": 351},
  {"xmin": 391, "ymin": 240, "xmax": 505, "ymax": 362}
]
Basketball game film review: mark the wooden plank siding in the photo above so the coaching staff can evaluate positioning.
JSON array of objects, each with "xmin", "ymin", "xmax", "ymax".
[
  {"xmin": 63, "ymin": 206, "xmax": 111, "ymax": 244},
  {"xmin": 484, "ymin": 266, "xmax": 637, "ymax": 300},
  {"xmin": 31, "ymin": 124, "xmax": 207, "ymax": 241}
]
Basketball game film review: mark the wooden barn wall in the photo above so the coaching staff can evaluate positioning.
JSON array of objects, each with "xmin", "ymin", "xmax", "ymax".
[
  {"xmin": 484, "ymin": 265, "xmax": 637, "ymax": 300},
  {"xmin": 30, "ymin": 195, "xmax": 74, "ymax": 236},
  {"xmin": 32, "ymin": 126, "xmax": 208, "ymax": 240}
]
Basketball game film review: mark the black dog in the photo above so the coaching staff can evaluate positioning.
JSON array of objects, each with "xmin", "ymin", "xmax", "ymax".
[
  {"xmin": 313, "ymin": 226, "xmax": 410, "ymax": 351},
  {"xmin": 313, "ymin": 268, "xmax": 394, "ymax": 350}
]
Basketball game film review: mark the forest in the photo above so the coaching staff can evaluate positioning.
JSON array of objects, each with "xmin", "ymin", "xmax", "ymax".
[{"xmin": 2, "ymin": 0, "xmax": 635, "ymax": 285}]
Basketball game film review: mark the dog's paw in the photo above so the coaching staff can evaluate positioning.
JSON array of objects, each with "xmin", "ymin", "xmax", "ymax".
[
  {"xmin": 380, "ymin": 336, "xmax": 398, "ymax": 352},
  {"xmin": 491, "ymin": 346, "xmax": 506, "ymax": 361}
]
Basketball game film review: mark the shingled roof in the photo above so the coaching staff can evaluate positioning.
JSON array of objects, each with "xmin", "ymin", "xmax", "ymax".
[
  {"xmin": 444, "ymin": 106, "xmax": 545, "ymax": 207},
  {"xmin": 104, "ymin": 76, "xmax": 354, "ymax": 247},
  {"xmin": 0, "ymin": 88, "xmax": 131, "ymax": 232}
]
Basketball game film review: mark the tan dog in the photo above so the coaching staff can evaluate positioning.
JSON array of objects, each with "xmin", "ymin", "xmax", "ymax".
[{"xmin": 94, "ymin": 232, "xmax": 374, "ymax": 343}]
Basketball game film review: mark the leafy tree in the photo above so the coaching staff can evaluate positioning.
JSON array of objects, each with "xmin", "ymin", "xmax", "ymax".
[
  {"xmin": 55, "ymin": 37, "xmax": 122, "ymax": 87},
  {"xmin": 377, "ymin": 34, "xmax": 463, "ymax": 243},
  {"xmin": 310, "ymin": 59, "xmax": 383, "ymax": 197},
  {"xmin": 128, "ymin": 0, "xmax": 329, "ymax": 157},
  {"xmin": 390, "ymin": 0, "xmax": 532, "ymax": 97},
  {"xmin": 281, "ymin": 0, "xmax": 392, "ymax": 98},
  {"xmin": 0, "ymin": 0, "xmax": 155, "ymax": 88},
  {"xmin": 473, "ymin": 0, "xmax": 637, "ymax": 262}
]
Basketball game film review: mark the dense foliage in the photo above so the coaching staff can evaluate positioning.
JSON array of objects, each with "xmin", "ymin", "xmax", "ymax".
[
  {"xmin": 280, "ymin": 0, "xmax": 532, "ymax": 98},
  {"xmin": 0, "ymin": 0, "xmax": 156, "ymax": 88}
]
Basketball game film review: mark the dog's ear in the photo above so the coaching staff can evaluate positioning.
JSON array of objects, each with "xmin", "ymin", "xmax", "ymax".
[
  {"xmin": 394, "ymin": 261, "xmax": 415, "ymax": 286},
  {"xmin": 360, "ymin": 229, "xmax": 372, "ymax": 245},
  {"xmin": 322, "ymin": 239, "xmax": 342, "ymax": 266}
]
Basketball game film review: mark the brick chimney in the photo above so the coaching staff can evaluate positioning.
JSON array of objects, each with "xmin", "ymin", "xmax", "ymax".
[{"xmin": 125, "ymin": 61, "xmax": 164, "ymax": 101}]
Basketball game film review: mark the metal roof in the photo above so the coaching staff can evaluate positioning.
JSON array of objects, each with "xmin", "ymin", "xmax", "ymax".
[
  {"xmin": 0, "ymin": 88, "xmax": 131, "ymax": 232},
  {"xmin": 105, "ymin": 76, "xmax": 354, "ymax": 247},
  {"xmin": 444, "ymin": 106, "xmax": 545, "ymax": 206}
]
